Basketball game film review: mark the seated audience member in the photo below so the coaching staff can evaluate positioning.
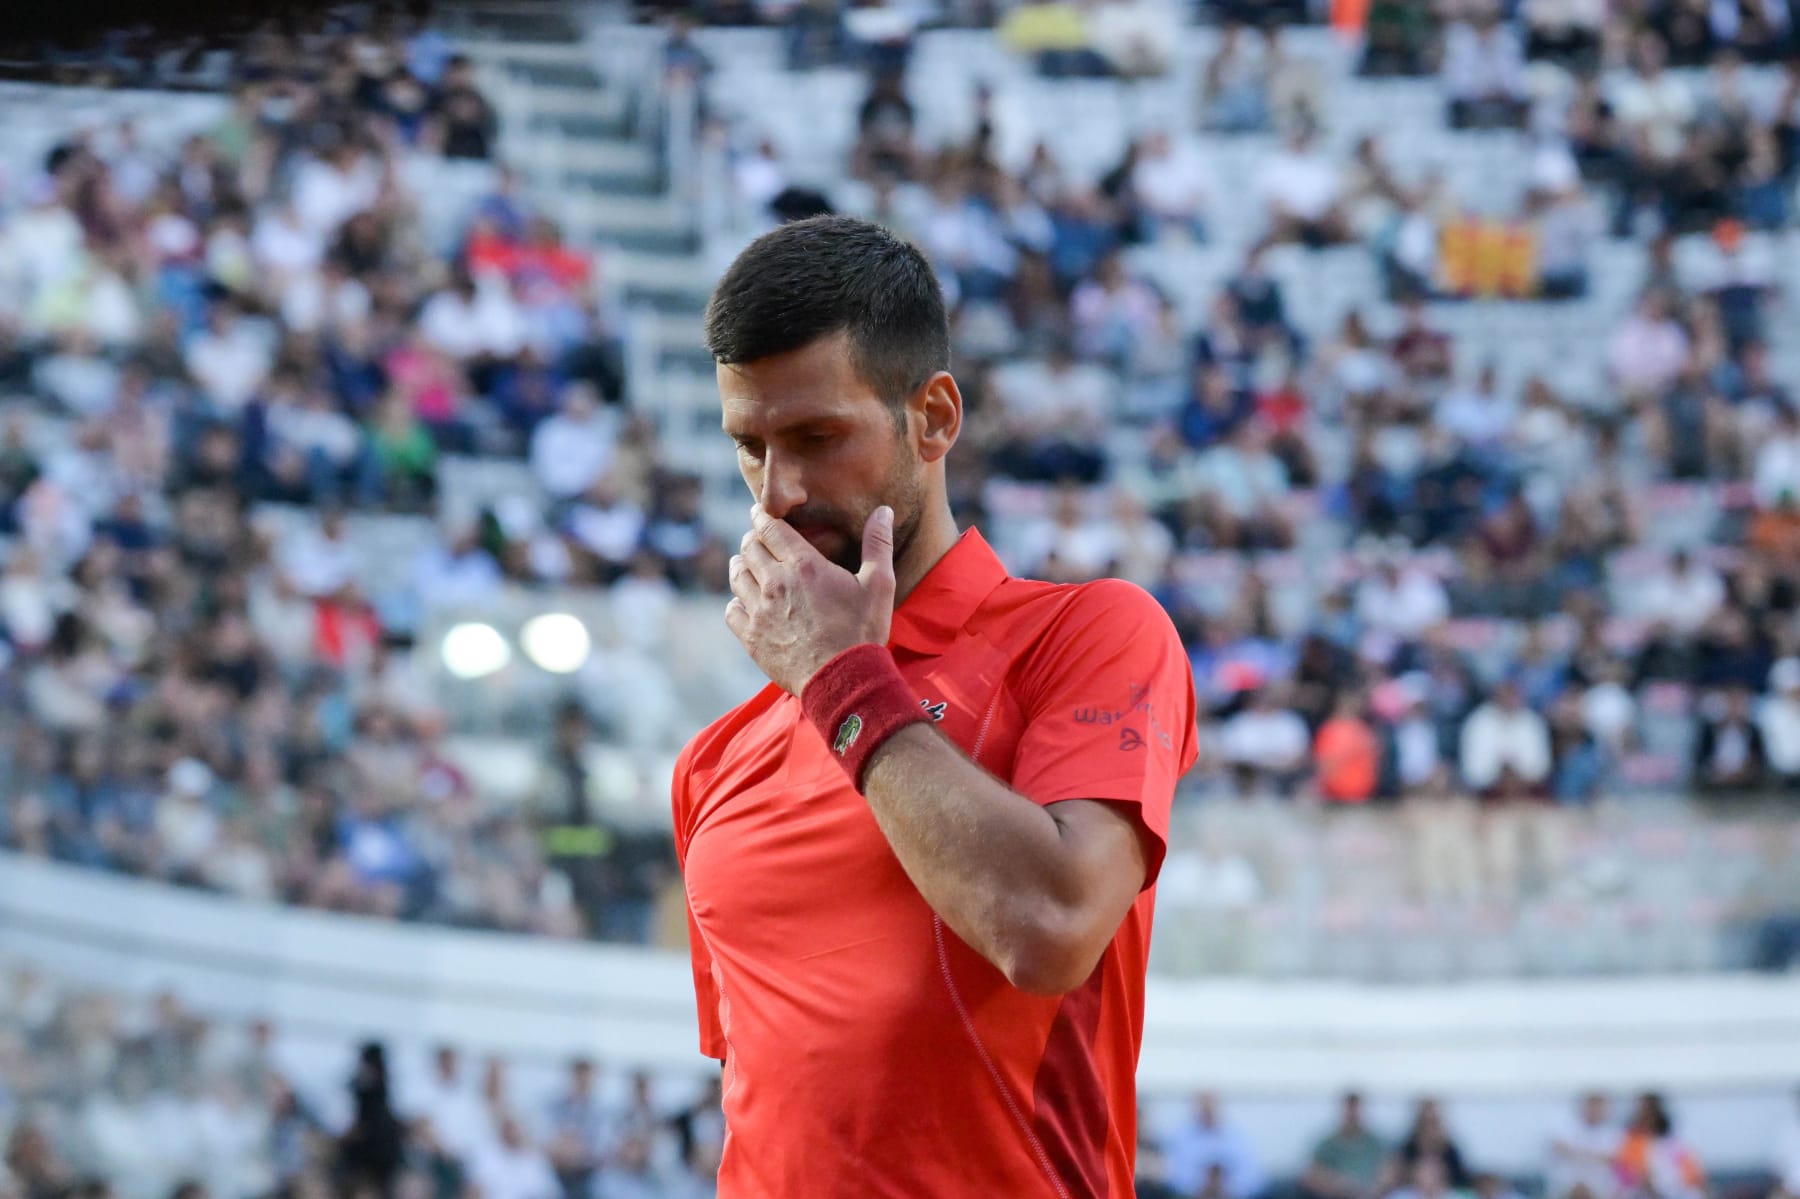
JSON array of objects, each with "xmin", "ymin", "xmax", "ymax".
[
  {"xmin": 1614, "ymin": 1094, "xmax": 1706, "ymax": 1199},
  {"xmin": 1163, "ymin": 1092, "xmax": 1267, "ymax": 1199},
  {"xmin": 1395, "ymin": 1098, "xmax": 1474, "ymax": 1191},
  {"xmin": 1300, "ymin": 1092, "xmax": 1391, "ymax": 1199},
  {"xmin": 1693, "ymin": 686, "xmax": 1769, "ymax": 795},
  {"xmin": 1546, "ymin": 1093, "xmax": 1620, "ymax": 1199},
  {"xmin": 1441, "ymin": 2, "xmax": 1530, "ymax": 129}
]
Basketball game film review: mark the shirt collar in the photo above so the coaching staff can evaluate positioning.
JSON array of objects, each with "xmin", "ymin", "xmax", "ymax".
[{"xmin": 888, "ymin": 527, "xmax": 1008, "ymax": 655}]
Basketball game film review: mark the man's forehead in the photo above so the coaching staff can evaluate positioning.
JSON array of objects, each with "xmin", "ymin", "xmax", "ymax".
[{"xmin": 718, "ymin": 358, "xmax": 875, "ymax": 433}]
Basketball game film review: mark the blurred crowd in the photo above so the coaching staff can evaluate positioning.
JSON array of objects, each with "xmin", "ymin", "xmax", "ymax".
[
  {"xmin": 0, "ymin": 967, "xmax": 724, "ymax": 1199},
  {"xmin": 704, "ymin": 0, "xmax": 1800, "ymax": 826},
  {"xmin": 0, "ymin": 1, "xmax": 700, "ymax": 945},
  {"xmin": 3, "ymin": 963, "xmax": 1796, "ymax": 1199},
  {"xmin": 1138, "ymin": 1088, "xmax": 1800, "ymax": 1199},
  {"xmin": 0, "ymin": 0, "xmax": 1794, "ymax": 966}
]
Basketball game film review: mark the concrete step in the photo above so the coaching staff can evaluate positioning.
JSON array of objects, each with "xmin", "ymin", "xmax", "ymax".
[
  {"xmin": 562, "ymin": 167, "xmax": 663, "ymax": 199},
  {"xmin": 528, "ymin": 109, "xmax": 635, "ymax": 143},
  {"xmin": 514, "ymin": 81, "xmax": 631, "ymax": 123},
  {"xmin": 457, "ymin": 38, "xmax": 593, "ymax": 68}
]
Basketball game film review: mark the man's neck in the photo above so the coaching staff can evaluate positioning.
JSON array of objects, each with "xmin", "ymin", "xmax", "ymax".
[{"xmin": 892, "ymin": 501, "xmax": 961, "ymax": 605}]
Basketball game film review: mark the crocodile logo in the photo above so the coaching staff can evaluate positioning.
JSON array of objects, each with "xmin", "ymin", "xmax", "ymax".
[{"xmin": 833, "ymin": 714, "xmax": 863, "ymax": 756}]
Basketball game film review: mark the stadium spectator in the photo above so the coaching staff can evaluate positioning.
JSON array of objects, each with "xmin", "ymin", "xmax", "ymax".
[
  {"xmin": 339, "ymin": 1042, "xmax": 404, "ymax": 1198},
  {"xmin": 1201, "ymin": 22, "xmax": 1273, "ymax": 134},
  {"xmin": 1775, "ymin": 1089, "xmax": 1800, "ymax": 1199},
  {"xmin": 1300, "ymin": 1092, "xmax": 1391, "ymax": 1199},
  {"xmin": 1615, "ymin": 1093, "xmax": 1706, "ymax": 1199},
  {"xmin": 1257, "ymin": 122, "xmax": 1351, "ymax": 248},
  {"xmin": 1460, "ymin": 680, "xmax": 1552, "ymax": 798},
  {"xmin": 1694, "ymin": 685, "xmax": 1771, "ymax": 795},
  {"xmin": 1394, "ymin": 1098, "xmax": 1474, "ymax": 1191},
  {"xmin": 1759, "ymin": 659, "xmax": 1800, "ymax": 788},
  {"xmin": 1163, "ymin": 1092, "xmax": 1268, "ymax": 1199},
  {"xmin": 1546, "ymin": 1092, "xmax": 1621, "ymax": 1199},
  {"xmin": 1441, "ymin": 2, "xmax": 1530, "ymax": 130},
  {"xmin": 1315, "ymin": 690, "xmax": 1382, "ymax": 804}
]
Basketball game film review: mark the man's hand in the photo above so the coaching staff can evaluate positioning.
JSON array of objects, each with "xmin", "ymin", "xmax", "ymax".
[{"xmin": 726, "ymin": 504, "xmax": 897, "ymax": 694}]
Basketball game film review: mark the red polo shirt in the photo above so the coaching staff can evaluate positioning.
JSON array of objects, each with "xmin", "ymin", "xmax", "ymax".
[{"xmin": 673, "ymin": 528, "xmax": 1197, "ymax": 1199}]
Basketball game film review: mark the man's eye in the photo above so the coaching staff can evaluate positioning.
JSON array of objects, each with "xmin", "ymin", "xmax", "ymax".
[{"xmin": 734, "ymin": 441, "xmax": 763, "ymax": 459}]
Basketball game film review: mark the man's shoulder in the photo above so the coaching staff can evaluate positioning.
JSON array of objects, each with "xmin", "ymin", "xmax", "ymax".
[
  {"xmin": 673, "ymin": 684, "xmax": 789, "ymax": 791},
  {"xmin": 985, "ymin": 575, "xmax": 1188, "ymax": 694},
  {"xmin": 992, "ymin": 573, "xmax": 1177, "ymax": 637}
]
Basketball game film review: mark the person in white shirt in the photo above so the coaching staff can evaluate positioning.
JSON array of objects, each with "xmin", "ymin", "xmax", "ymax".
[
  {"xmin": 1606, "ymin": 290, "xmax": 1689, "ymax": 398},
  {"xmin": 1131, "ymin": 129, "xmax": 1213, "ymax": 239},
  {"xmin": 1436, "ymin": 362, "xmax": 1518, "ymax": 452},
  {"xmin": 1753, "ymin": 407, "xmax": 1800, "ymax": 508},
  {"xmin": 291, "ymin": 140, "xmax": 381, "ymax": 238},
  {"xmin": 421, "ymin": 269, "xmax": 527, "ymax": 362},
  {"xmin": 1013, "ymin": 485, "xmax": 1117, "ymax": 582},
  {"xmin": 530, "ymin": 384, "xmax": 619, "ymax": 501},
  {"xmin": 1255, "ymin": 123, "xmax": 1350, "ymax": 246},
  {"xmin": 11, "ymin": 177, "xmax": 85, "ymax": 294},
  {"xmin": 193, "ymin": 1075, "xmax": 275, "ymax": 1199},
  {"xmin": 1460, "ymin": 680, "xmax": 1552, "ymax": 794},
  {"xmin": 733, "ymin": 137, "xmax": 787, "ymax": 229},
  {"xmin": 467, "ymin": 1113, "xmax": 562, "ymax": 1199},
  {"xmin": 412, "ymin": 522, "xmax": 504, "ymax": 612},
  {"xmin": 1758, "ymin": 658, "xmax": 1800, "ymax": 784},
  {"xmin": 1220, "ymin": 689, "xmax": 1311, "ymax": 789},
  {"xmin": 278, "ymin": 510, "xmax": 361, "ymax": 599},
  {"xmin": 1640, "ymin": 549, "xmax": 1724, "ymax": 638},
  {"xmin": 1355, "ymin": 560, "xmax": 1450, "ymax": 642},
  {"xmin": 988, "ymin": 345, "xmax": 1113, "ymax": 482},
  {"xmin": 1610, "ymin": 33, "xmax": 1694, "ymax": 166},
  {"xmin": 1163, "ymin": 1092, "xmax": 1267, "ymax": 1199},
  {"xmin": 251, "ymin": 199, "xmax": 326, "ymax": 287},
  {"xmin": 1547, "ymin": 1092, "xmax": 1620, "ymax": 1199},
  {"xmin": 1192, "ymin": 422, "xmax": 1292, "ymax": 547},
  {"xmin": 565, "ymin": 474, "xmax": 646, "ymax": 573},
  {"xmin": 411, "ymin": 1045, "xmax": 492, "ymax": 1164},
  {"xmin": 184, "ymin": 302, "xmax": 274, "ymax": 413},
  {"xmin": 1441, "ymin": 4, "xmax": 1529, "ymax": 129}
]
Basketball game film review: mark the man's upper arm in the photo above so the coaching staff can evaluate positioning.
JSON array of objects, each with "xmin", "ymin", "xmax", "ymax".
[{"xmin": 1007, "ymin": 579, "xmax": 1199, "ymax": 889}]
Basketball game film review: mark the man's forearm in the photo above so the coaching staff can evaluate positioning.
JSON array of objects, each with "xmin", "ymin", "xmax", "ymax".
[{"xmin": 858, "ymin": 723, "xmax": 1105, "ymax": 994}]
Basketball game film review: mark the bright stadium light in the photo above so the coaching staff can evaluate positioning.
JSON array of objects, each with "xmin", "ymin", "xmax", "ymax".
[
  {"xmin": 441, "ymin": 622, "xmax": 512, "ymax": 679},
  {"xmin": 521, "ymin": 612, "xmax": 591, "ymax": 674}
]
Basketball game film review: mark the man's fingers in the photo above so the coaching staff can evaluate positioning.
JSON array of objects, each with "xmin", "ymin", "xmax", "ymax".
[
  {"xmin": 725, "ymin": 595, "xmax": 749, "ymax": 638},
  {"xmin": 749, "ymin": 504, "xmax": 811, "ymax": 561},
  {"xmin": 740, "ymin": 536, "xmax": 778, "ymax": 583},
  {"xmin": 728, "ymin": 555, "xmax": 760, "ymax": 608},
  {"xmin": 856, "ymin": 505, "xmax": 896, "ymax": 599}
]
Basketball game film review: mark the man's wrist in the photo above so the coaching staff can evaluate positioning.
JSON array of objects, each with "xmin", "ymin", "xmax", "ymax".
[{"xmin": 799, "ymin": 642, "xmax": 927, "ymax": 792}]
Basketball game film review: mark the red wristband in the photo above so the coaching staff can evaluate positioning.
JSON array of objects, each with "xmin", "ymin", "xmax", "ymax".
[{"xmin": 800, "ymin": 643, "xmax": 927, "ymax": 791}]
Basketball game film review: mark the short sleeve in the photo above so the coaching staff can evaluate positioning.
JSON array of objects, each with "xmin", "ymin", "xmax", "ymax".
[
  {"xmin": 671, "ymin": 743, "xmax": 727, "ymax": 1061},
  {"xmin": 1006, "ymin": 579, "xmax": 1198, "ymax": 888},
  {"xmin": 684, "ymin": 901, "xmax": 727, "ymax": 1061}
]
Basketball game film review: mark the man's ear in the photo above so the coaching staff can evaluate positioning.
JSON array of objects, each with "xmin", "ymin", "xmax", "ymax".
[{"xmin": 912, "ymin": 371, "xmax": 962, "ymax": 464}]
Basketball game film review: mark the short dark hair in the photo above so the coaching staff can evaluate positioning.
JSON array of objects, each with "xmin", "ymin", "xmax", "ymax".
[{"xmin": 704, "ymin": 215, "xmax": 949, "ymax": 410}]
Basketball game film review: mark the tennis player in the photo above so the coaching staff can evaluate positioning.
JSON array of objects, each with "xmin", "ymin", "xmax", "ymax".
[{"xmin": 673, "ymin": 215, "xmax": 1198, "ymax": 1197}]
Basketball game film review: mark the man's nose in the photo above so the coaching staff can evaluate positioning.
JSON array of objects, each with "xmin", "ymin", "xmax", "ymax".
[{"xmin": 756, "ymin": 451, "xmax": 806, "ymax": 520}]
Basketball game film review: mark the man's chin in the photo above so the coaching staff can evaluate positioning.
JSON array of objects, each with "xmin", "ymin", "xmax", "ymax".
[{"xmin": 796, "ymin": 527, "xmax": 858, "ymax": 571}]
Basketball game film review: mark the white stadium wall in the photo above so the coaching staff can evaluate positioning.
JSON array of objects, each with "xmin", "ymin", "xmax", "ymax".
[{"xmin": 3, "ymin": 850, "xmax": 1798, "ymax": 1175}]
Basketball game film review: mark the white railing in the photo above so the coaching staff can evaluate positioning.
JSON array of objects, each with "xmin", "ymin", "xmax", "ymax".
[{"xmin": 5, "ymin": 849, "xmax": 1800, "ymax": 1095}]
